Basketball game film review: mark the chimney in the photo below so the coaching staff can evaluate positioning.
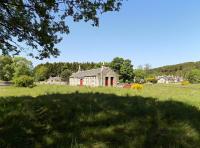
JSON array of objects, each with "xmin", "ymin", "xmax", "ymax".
[
  {"xmin": 101, "ymin": 62, "xmax": 105, "ymax": 71},
  {"xmin": 78, "ymin": 65, "xmax": 81, "ymax": 71}
]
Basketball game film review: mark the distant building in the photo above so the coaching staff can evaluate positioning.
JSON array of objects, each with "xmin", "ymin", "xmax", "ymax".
[
  {"xmin": 44, "ymin": 76, "xmax": 66, "ymax": 85},
  {"xmin": 69, "ymin": 66, "xmax": 119, "ymax": 87},
  {"xmin": 156, "ymin": 76, "xmax": 183, "ymax": 84}
]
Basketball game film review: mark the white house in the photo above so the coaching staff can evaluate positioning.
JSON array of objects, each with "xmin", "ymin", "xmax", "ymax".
[{"xmin": 157, "ymin": 76, "xmax": 183, "ymax": 84}]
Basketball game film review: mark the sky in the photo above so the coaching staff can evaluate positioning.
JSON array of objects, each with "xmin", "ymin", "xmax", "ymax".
[{"xmin": 31, "ymin": 0, "xmax": 200, "ymax": 68}]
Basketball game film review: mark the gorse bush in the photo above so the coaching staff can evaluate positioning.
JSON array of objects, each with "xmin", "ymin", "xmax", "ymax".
[
  {"xmin": 146, "ymin": 77, "xmax": 157, "ymax": 84},
  {"xmin": 181, "ymin": 80, "xmax": 190, "ymax": 86},
  {"xmin": 131, "ymin": 83, "xmax": 143, "ymax": 90},
  {"xmin": 13, "ymin": 75, "xmax": 34, "ymax": 87}
]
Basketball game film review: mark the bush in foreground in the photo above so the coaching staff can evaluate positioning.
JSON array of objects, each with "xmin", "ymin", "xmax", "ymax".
[{"xmin": 13, "ymin": 75, "xmax": 34, "ymax": 87}]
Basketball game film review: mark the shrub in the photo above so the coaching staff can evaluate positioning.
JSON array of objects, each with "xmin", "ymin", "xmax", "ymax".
[
  {"xmin": 181, "ymin": 80, "xmax": 190, "ymax": 86},
  {"xmin": 123, "ymin": 83, "xmax": 132, "ymax": 88},
  {"xmin": 187, "ymin": 69, "xmax": 200, "ymax": 84},
  {"xmin": 13, "ymin": 75, "xmax": 34, "ymax": 87},
  {"xmin": 131, "ymin": 83, "xmax": 143, "ymax": 90},
  {"xmin": 146, "ymin": 77, "xmax": 157, "ymax": 84}
]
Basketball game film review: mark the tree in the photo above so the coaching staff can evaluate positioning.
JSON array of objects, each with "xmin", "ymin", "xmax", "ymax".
[
  {"xmin": 187, "ymin": 69, "xmax": 200, "ymax": 84},
  {"xmin": 0, "ymin": 56, "xmax": 14, "ymax": 81},
  {"xmin": 13, "ymin": 57, "xmax": 33, "ymax": 78},
  {"xmin": 110, "ymin": 57, "xmax": 125, "ymax": 73},
  {"xmin": 134, "ymin": 69, "xmax": 146, "ymax": 83},
  {"xmin": 120, "ymin": 59, "xmax": 134, "ymax": 82},
  {"xmin": 61, "ymin": 69, "xmax": 72, "ymax": 82},
  {"xmin": 0, "ymin": 0, "xmax": 124, "ymax": 59},
  {"xmin": 34, "ymin": 65, "xmax": 49, "ymax": 81},
  {"xmin": 2, "ymin": 64, "xmax": 14, "ymax": 81}
]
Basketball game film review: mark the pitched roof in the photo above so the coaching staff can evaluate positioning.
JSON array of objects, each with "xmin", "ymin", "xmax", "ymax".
[{"xmin": 70, "ymin": 67, "xmax": 114, "ymax": 78}]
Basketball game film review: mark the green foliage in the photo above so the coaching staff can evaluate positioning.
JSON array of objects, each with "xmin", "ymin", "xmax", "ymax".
[
  {"xmin": 0, "ymin": 56, "xmax": 14, "ymax": 81},
  {"xmin": 187, "ymin": 69, "xmax": 200, "ymax": 84},
  {"xmin": 0, "ymin": 56, "xmax": 33, "ymax": 81},
  {"xmin": 146, "ymin": 77, "xmax": 158, "ymax": 84},
  {"xmin": 134, "ymin": 69, "xmax": 146, "ymax": 83},
  {"xmin": 13, "ymin": 57, "xmax": 33, "ymax": 78},
  {"xmin": 0, "ymin": 0, "xmax": 124, "ymax": 59},
  {"xmin": 2, "ymin": 64, "xmax": 14, "ymax": 81},
  {"xmin": 150, "ymin": 61, "xmax": 200, "ymax": 78},
  {"xmin": 110, "ymin": 57, "xmax": 124, "ymax": 74},
  {"xmin": 34, "ymin": 65, "xmax": 49, "ymax": 81},
  {"xmin": 34, "ymin": 62, "xmax": 102, "ymax": 80},
  {"xmin": 61, "ymin": 69, "xmax": 72, "ymax": 82},
  {"xmin": 181, "ymin": 80, "xmax": 190, "ymax": 85},
  {"xmin": 120, "ymin": 59, "xmax": 134, "ymax": 82},
  {"xmin": 1, "ymin": 85, "xmax": 200, "ymax": 147},
  {"xmin": 13, "ymin": 75, "xmax": 34, "ymax": 87},
  {"xmin": 110, "ymin": 57, "xmax": 134, "ymax": 82}
]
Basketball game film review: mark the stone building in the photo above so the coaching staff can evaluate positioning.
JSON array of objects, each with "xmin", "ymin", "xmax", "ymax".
[
  {"xmin": 44, "ymin": 76, "xmax": 67, "ymax": 85},
  {"xmin": 157, "ymin": 76, "xmax": 183, "ymax": 84},
  {"xmin": 69, "ymin": 66, "xmax": 119, "ymax": 87}
]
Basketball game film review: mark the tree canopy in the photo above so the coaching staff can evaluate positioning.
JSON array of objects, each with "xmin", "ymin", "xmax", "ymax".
[
  {"xmin": 0, "ymin": 0, "xmax": 124, "ymax": 59},
  {"xmin": 0, "ymin": 56, "xmax": 33, "ymax": 81}
]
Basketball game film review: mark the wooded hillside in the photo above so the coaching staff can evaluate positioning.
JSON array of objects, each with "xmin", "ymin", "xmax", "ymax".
[{"xmin": 150, "ymin": 61, "xmax": 200, "ymax": 77}]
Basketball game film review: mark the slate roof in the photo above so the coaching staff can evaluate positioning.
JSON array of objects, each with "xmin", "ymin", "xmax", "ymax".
[
  {"xmin": 70, "ymin": 67, "xmax": 114, "ymax": 78},
  {"xmin": 70, "ymin": 68, "xmax": 102, "ymax": 78}
]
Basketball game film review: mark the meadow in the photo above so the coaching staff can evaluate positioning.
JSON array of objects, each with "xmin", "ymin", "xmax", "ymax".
[{"xmin": 0, "ymin": 84, "xmax": 200, "ymax": 147}]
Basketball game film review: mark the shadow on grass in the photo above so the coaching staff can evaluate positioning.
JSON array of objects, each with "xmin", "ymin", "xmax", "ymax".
[{"xmin": 0, "ymin": 92, "xmax": 200, "ymax": 147}]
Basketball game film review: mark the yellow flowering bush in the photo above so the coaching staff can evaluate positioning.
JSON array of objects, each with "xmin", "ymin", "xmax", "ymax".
[
  {"xmin": 181, "ymin": 80, "xmax": 190, "ymax": 86},
  {"xmin": 131, "ymin": 83, "xmax": 143, "ymax": 90}
]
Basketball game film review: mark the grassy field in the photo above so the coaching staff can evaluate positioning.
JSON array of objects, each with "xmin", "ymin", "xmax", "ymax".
[{"xmin": 0, "ymin": 84, "xmax": 200, "ymax": 147}]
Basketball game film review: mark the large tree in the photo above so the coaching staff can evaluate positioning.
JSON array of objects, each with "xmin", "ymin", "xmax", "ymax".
[
  {"xmin": 0, "ymin": 0, "xmax": 124, "ymax": 59},
  {"xmin": 0, "ymin": 56, "xmax": 14, "ymax": 81},
  {"xmin": 120, "ymin": 59, "xmax": 134, "ymax": 82}
]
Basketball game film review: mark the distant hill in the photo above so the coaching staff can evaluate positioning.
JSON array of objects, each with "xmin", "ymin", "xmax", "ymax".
[{"xmin": 150, "ymin": 61, "xmax": 200, "ymax": 77}]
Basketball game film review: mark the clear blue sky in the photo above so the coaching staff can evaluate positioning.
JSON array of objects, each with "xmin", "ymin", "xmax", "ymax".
[{"xmin": 31, "ymin": 0, "xmax": 200, "ymax": 68}]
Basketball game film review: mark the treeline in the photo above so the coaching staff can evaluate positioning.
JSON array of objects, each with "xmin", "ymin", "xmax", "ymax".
[
  {"xmin": 34, "ymin": 57, "xmax": 135, "ymax": 82},
  {"xmin": 150, "ymin": 61, "xmax": 200, "ymax": 77},
  {"xmin": 0, "ymin": 56, "xmax": 154, "ymax": 84},
  {"xmin": 3, "ymin": 55, "xmax": 200, "ymax": 85},
  {"xmin": 34, "ymin": 62, "xmax": 108, "ymax": 81}
]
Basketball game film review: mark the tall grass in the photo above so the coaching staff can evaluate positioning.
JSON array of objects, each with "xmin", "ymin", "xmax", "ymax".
[{"xmin": 0, "ymin": 84, "xmax": 200, "ymax": 147}]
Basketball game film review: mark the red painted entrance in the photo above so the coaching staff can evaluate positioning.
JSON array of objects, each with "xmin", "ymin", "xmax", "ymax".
[
  {"xmin": 105, "ymin": 77, "xmax": 109, "ymax": 86},
  {"xmin": 80, "ymin": 79, "xmax": 83, "ymax": 86},
  {"xmin": 110, "ymin": 77, "xmax": 114, "ymax": 86}
]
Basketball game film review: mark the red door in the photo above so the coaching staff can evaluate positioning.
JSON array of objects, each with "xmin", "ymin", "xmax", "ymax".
[
  {"xmin": 80, "ymin": 79, "xmax": 83, "ymax": 86},
  {"xmin": 110, "ymin": 77, "xmax": 114, "ymax": 86},
  {"xmin": 105, "ymin": 77, "xmax": 109, "ymax": 86}
]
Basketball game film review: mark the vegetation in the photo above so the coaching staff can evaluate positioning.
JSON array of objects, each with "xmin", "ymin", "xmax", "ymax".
[
  {"xmin": 0, "ymin": 56, "xmax": 33, "ymax": 81},
  {"xmin": 0, "ymin": 84, "xmax": 200, "ymax": 147},
  {"xmin": 134, "ymin": 69, "xmax": 146, "ymax": 83},
  {"xmin": 150, "ymin": 61, "xmax": 200, "ymax": 78},
  {"xmin": 60, "ymin": 69, "xmax": 72, "ymax": 82},
  {"xmin": 34, "ymin": 65, "xmax": 49, "ymax": 81},
  {"xmin": 181, "ymin": 80, "xmax": 190, "ymax": 86},
  {"xmin": 111, "ymin": 57, "xmax": 134, "ymax": 82},
  {"xmin": 146, "ymin": 77, "xmax": 158, "ymax": 84},
  {"xmin": 34, "ymin": 57, "xmax": 135, "ymax": 83},
  {"xmin": 0, "ymin": 0, "xmax": 124, "ymax": 59},
  {"xmin": 131, "ymin": 83, "xmax": 143, "ymax": 90},
  {"xmin": 187, "ymin": 69, "xmax": 200, "ymax": 84},
  {"xmin": 13, "ymin": 75, "xmax": 34, "ymax": 87}
]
